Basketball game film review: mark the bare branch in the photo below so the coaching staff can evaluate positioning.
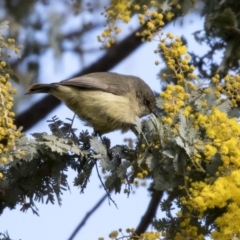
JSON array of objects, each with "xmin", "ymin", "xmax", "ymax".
[
  {"xmin": 135, "ymin": 190, "xmax": 163, "ymax": 236},
  {"xmin": 67, "ymin": 193, "xmax": 109, "ymax": 240}
]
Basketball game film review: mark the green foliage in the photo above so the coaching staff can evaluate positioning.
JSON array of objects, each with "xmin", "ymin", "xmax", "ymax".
[
  {"xmin": 0, "ymin": 116, "xmax": 144, "ymax": 213},
  {"xmin": 0, "ymin": 117, "xmax": 84, "ymax": 214},
  {"xmin": 191, "ymin": 0, "xmax": 240, "ymax": 78},
  {"xmin": 0, "ymin": 231, "xmax": 13, "ymax": 240}
]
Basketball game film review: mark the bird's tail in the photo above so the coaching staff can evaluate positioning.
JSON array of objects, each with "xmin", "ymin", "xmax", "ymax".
[{"xmin": 25, "ymin": 83, "xmax": 54, "ymax": 95}]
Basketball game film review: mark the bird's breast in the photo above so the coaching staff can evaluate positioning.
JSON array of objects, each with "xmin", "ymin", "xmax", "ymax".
[{"xmin": 50, "ymin": 86, "xmax": 139, "ymax": 134}]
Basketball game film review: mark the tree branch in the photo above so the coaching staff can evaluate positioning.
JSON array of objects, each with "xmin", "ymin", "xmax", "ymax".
[
  {"xmin": 67, "ymin": 193, "xmax": 109, "ymax": 240},
  {"xmin": 135, "ymin": 190, "xmax": 163, "ymax": 236}
]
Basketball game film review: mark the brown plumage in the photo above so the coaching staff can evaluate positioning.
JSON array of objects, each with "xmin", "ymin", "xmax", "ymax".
[{"xmin": 25, "ymin": 72, "xmax": 156, "ymax": 134}]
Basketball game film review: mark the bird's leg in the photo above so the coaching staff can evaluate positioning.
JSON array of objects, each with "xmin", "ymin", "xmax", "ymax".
[{"xmin": 93, "ymin": 130, "xmax": 104, "ymax": 142}]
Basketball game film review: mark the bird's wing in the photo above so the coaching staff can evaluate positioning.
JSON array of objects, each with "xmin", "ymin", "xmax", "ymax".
[{"xmin": 58, "ymin": 72, "xmax": 131, "ymax": 95}]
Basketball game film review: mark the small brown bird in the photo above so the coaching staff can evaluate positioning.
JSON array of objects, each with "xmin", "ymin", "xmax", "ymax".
[{"xmin": 25, "ymin": 72, "xmax": 156, "ymax": 134}]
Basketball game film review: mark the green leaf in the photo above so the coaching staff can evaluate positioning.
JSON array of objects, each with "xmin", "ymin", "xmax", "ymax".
[
  {"xmin": 105, "ymin": 173, "xmax": 121, "ymax": 193},
  {"xmin": 175, "ymin": 136, "xmax": 184, "ymax": 148},
  {"xmin": 188, "ymin": 128, "xmax": 198, "ymax": 144},
  {"xmin": 151, "ymin": 114, "xmax": 161, "ymax": 132},
  {"xmin": 99, "ymin": 157, "xmax": 112, "ymax": 170},
  {"xmin": 153, "ymin": 171, "xmax": 172, "ymax": 191},
  {"xmin": 178, "ymin": 113, "xmax": 187, "ymax": 139},
  {"xmin": 137, "ymin": 147, "xmax": 150, "ymax": 165},
  {"xmin": 156, "ymin": 97, "xmax": 163, "ymax": 109},
  {"xmin": 163, "ymin": 150, "xmax": 175, "ymax": 159},
  {"xmin": 173, "ymin": 153, "xmax": 179, "ymax": 171},
  {"xmin": 42, "ymin": 135, "xmax": 81, "ymax": 155},
  {"xmin": 116, "ymin": 161, "xmax": 130, "ymax": 178},
  {"xmin": 217, "ymin": 100, "xmax": 230, "ymax": 113},
  {"xmin": 90, "ymin": 137, "xmax": 107, "ymax": 156},
  {"xmin": 134, "ymin": 117, "xmax": 142, "ymax": 136}
]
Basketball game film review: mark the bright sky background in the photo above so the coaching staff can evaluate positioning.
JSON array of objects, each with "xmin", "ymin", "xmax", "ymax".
[{"xmin": 0, "ymin": 4, "xmax": 206, "ymax": 240}]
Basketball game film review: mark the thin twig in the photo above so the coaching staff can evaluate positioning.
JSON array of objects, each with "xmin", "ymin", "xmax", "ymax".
[
  {"xmin": 67, "ymin": 193, "xmax": 109, "ymax": 240},
  {"xmin": 95, "ymin": 163, "xmax": 118, "ymax": 208}
]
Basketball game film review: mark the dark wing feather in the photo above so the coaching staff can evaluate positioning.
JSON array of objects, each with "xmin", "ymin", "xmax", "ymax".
[{"xmin": 58, "ymin": 72, "xmax": 132, "ymax": 95}]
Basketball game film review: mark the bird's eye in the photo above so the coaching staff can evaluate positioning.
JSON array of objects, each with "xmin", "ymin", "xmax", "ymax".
[{"xmin": 144, "ymin": 99, "xmax": 150, "ymax": 106}]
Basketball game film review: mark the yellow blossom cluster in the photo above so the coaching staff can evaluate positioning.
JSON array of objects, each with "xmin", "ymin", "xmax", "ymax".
[
  {"xmin": 0, "ymin": 67, "xmax": 21, "ymax": 165},
  {"xmin": 158, "ymin": 34, "xmax": 197, "ymax": 81},
  {"xmin": 135, "ymin": 140, "xmax": 160, "ymax": 180},
  {"xmin": 160, "ymin": 84, "xmax": 190, "ymax": 124},
  {"xmin": 150, "ymin": 0, "xmax": 182, "ymax": 21},
  {"xmin": 0, "ymin": 36, "xmax": 23, "ymax": 178},
  {"xmin": 190, "ymin": 170, "xmax": 240, "ymax": 211},
  {"xmin": 156, "ymin": 43, "xmax": 240, "ymax": 237},
  {"xmin": 136, "ymin": 6, "xmax": 164, "ymax": 42},
  {"xmin": 102, "ymin": 228, "xmax": 161, "ymax": 240},
  {"xmin": 174, "ymin": 217, "xmax": 204, "ymax": 240},
  {"xmin": 98, "ymin": 0, "xmax": 134, "ymax": 48},
  {"xmin": 179, "ymin": 107, "xmax": 240, "ymax": 238},
  {"xmin": 99, "ymin": 1, "xmax": 183, "ymax": 48},
  {"xmin": 188, "ymin": 170, "xmax": 240, "ymax": 238},
  {"xmin": 215, "ymin": 74, "xmax": 240, "ymax": 107},
  {"xmin": 138, "ymin": 231, "xmax": 161, "ymax": 240},
  {"xmin": 136, "ymin": 1, "xmax": 183, "ymax": 41},
  {"xmin": 108, "ymin": 230, "xmax": 119, "ymax": 238},
  {"xmin": 0, "ymin": 37, "xmax": 22, "ymax": 59},
  {"xmin": 136, "ymin": 170, "xmax": 148, "ymax": 179},
  {"xmin": 212, "ymin": 201, "xmax": 240, "ymax": 239},
  {"xmin": 195, "ymin": 108, "xmax": 240, "ymax": 167}
]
